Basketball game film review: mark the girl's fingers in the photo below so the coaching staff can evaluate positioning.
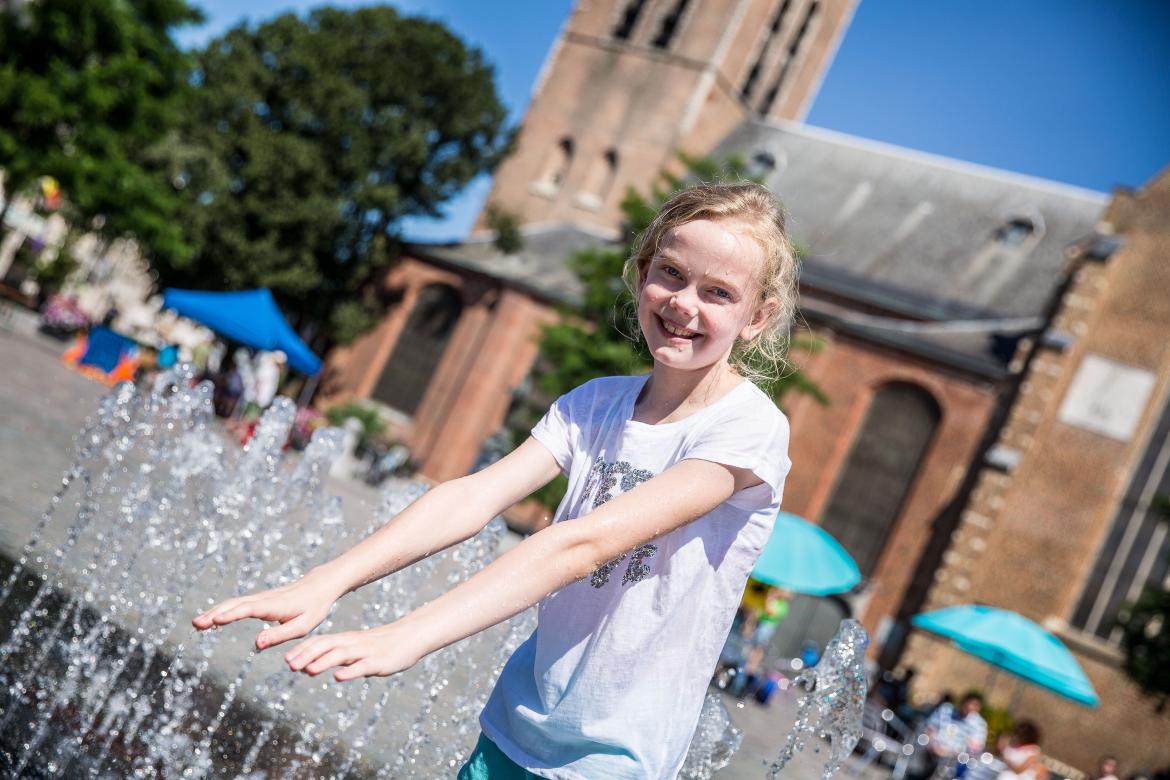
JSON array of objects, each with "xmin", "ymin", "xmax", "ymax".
[
  {"xmin": 193, "ymin": 598, "xmax": 242, "ymax": 628},
  {"xmin": 256, "ymin": 614, "xmax": 312, "ymax": 650},
  {"xmin": 284, "ymin": 642, "xmax": 314, "ymax": 671},
  {"xmin": 210, "ymin": 605, "xmax": 250, "ymax": 625},
  {"xmin": 194, "ymin": 598, "xmax": 264, "ymax": 629},
  {"xmin": 304, "ymin": 646, "xmax": 358, "ymax": 676},
  {"xmin": 334, "ymin": 660, "xmax": 370, "ymax": 682},
  {"xmin": 285, "ymin": 635, "xmax": 331, "ymax": 671}
]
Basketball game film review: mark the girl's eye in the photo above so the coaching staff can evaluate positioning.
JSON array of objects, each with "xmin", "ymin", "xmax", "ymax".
[
  {"xmin": 663, "ymin": 265, "xmax": 681, "ymax": 278},
  {"xmin": 712, "ymin": 288, "xmax": 732, "ymax": 300}
]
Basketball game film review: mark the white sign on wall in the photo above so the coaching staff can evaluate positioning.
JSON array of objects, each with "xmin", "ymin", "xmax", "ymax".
[{"xmin": 1057, "ymin": 353, "xmax": 1156, "ymax": 442}]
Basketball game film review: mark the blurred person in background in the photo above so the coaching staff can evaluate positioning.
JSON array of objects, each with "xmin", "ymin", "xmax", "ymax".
[
  {"xmin": 996, "ymin": 720, "xmax": 1047, "ymax": 780},
  {"xmin": 910, "ymin": 691, "xmax": 987, "ymax": 780},
  {"xmin": 732, "ymin": 585, "xmax": 789, "ymax": 698},
  {"xmin": 252, "ymin": 350, "xmax": 286, "ymax": 412},
  {"xmin": 1094, "ymin": 756, "xmax": 1121, "ymax": 780}
]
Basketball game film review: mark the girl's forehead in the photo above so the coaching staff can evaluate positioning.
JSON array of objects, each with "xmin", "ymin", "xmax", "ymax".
[{"xmin": 658, "ymin": 219, "xmax": 764, "ymax": 277}]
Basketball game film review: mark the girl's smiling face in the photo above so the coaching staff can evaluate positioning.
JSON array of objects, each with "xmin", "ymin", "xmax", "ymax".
[{"xmin": 637, "ymin": 218, "xmax": 776, "ymax": 374}]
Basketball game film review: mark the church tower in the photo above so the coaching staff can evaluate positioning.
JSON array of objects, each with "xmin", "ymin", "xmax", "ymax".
[{"xmin": 478, "ymin": 0, "xmax": 858, "ymax": 233}]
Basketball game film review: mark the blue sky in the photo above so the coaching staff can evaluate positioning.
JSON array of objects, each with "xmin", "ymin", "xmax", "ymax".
[{"xmin": 177, "ymin": 1, "xmax": 1170, "ymax": 243}]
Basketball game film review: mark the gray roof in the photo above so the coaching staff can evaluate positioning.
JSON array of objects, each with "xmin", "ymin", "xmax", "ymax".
[
  {"xmin": 713, "ymin": 118, "xmax": 1109, "ymax": 321},
  {"xmin": 409, "ymin": 120, "xmax": 1110, "ymax": 377},
  {"xmin": 405, "ymin": 222, "xmax": 616, "ymax": 306}
]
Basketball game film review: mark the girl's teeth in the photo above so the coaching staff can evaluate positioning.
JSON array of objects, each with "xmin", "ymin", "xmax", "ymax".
[{"xmin": 662, "ymin": 319, "xmax": 696, "ymax": 338}]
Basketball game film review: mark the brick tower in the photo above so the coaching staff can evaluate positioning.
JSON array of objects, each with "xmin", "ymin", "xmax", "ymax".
[{"xmin": 479, "ymin": 0, "xmax": 858, "ymax": 233}]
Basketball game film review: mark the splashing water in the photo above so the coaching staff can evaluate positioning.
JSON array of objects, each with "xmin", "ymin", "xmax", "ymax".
[
  {"xmin": 0, "ymin": 371, "xmax": 530, "ymax": 778},
  {"xmin": 0, "ymin": 370, "xmax": 868, "ymax": 777},
  {"xmin": 678, "ymin": 693, "xmax": 743, "ymax": 779},
  {"xmin": 768, "ymin": 619, "xmax": 869, "ymax": 780}
]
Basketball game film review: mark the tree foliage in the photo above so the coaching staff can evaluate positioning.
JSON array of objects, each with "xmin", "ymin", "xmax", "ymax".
[
  {"xmin": 484, "ymin": 204, "xmax": 525, "ymax": 255},
  {"xmin": 513, "ymin": 153, "xmax": 826, "ymax": 509},
  {"xmin": 1120, "ymin": 585, "xmax": 1170, "ymax": 712},
  {"xmin": 154, "ymin": 7, "xmax": 512, "ymax": 344},
  {"xmin": 0, "ymin": 0, "xmax": 201, "ymax": 262},
  {"xmin": 1119, "ymin": 496, "xmax": 1170, "ymax": 711}
]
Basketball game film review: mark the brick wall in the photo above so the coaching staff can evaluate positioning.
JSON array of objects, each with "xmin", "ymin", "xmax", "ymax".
[
  {"xmin": 903, "ymin": 171, "xmax": 1170, "ymax": 772},
  {"xmin": 781, "ymin": 328, "xmax": 997, "ymax": 651},
  {"xmin": 323, "ymin": 255, "xmax": 559, "ymax": 483}
]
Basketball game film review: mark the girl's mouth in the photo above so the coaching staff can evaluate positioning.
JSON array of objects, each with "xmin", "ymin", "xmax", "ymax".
[{"xmin": 657, "ymin": 315, "xmax": 700, "ymax": 341}]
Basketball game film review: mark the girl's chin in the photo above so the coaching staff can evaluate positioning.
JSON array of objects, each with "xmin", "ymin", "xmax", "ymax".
[{"xmin": 649, "ymin": 346, "xmax": 706, "ymax": 368}]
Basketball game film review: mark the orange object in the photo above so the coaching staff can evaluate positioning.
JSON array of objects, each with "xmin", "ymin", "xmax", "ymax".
[
  {"xmin": 108, "ymin": 353, "xmax": 139, "ymax": 385},
  {"xmin": 61, "ymin": 336, "xmax": 86, "ymax": 367},
  {"xmin": 61, "ymin": 334, "xmax": 140, "ymax": 385}
]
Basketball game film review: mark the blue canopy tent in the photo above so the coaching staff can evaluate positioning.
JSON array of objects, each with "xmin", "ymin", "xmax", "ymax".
[{"xmin": 161, "ymin": 288, "xmax": 321, "ymax": 375}]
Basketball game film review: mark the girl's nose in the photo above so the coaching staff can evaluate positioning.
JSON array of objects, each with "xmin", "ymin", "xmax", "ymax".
[{"xmin": 669, "ymin": 291, "xmax": 698, "ymax": 318}]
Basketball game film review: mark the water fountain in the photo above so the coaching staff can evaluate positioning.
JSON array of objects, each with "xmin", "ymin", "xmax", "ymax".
[
  {"xmin": 767, "ymin": 620, "xmax": 868, "ymax": 779},
  {"xmin": 0, "ymin": 370, "xmax": 867, "ymax": 778}
]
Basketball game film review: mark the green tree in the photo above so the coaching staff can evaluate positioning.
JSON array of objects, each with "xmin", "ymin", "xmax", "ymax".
[
  {"xmin": 1119, "ymin": 585, "xmax": 1170, "ymax": 712},
  {"xmin": 1119, "ymin": 494, "xmax": 1170, "ymax": 711},
  {"xmin": 155, "ymin": 7, "xmax": 512, "ymax": 344},
  {"xmin": 0, "ymin": 0, "xmax": 201, "ymax": 264},
  {"xmin": 484, "ymin": 204, "xmax": 525, "ymax": 255},
  {"xmin": 514, "ymin": 153, "xmax": 826, "ymax": 509}
]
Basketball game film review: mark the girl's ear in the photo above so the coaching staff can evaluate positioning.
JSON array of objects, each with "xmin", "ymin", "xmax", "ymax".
[{"xmin": 739, "ymin": 297, "xmax": 780, "ymax": 342}]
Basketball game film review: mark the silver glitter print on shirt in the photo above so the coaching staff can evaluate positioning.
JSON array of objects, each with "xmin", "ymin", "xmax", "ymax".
[
  {"xmin": 584, "ymin": 458, "xmax": 658, "ymax": 588},
  {"xmin": 621, "ymin": 544, "xmax": 656, "ymax": 585}
]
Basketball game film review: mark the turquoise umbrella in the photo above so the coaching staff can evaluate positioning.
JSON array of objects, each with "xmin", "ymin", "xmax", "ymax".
[
  {"xmin": 751, "ymin": 512, "xmax": 861, "ymax": 596},
  {"xmin": 912, "ymin": 605, "xmax": 1099, "ymax": 707}
]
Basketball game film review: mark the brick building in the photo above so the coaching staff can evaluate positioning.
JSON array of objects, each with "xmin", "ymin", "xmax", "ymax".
[{"xmin": 902, "ymin": 169, "xmax": 1170, "ymax": 771}]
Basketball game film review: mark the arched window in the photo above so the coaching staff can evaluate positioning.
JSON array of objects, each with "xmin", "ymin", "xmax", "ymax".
[
  {"xmin": 996, "ymin": 216, "xmax": 1036, "ymax": 249},
  {"xmin": 652, "ymin": 0, "xmax": 692, "ymax": 49},
  {"xmin": 373, "ymin": 284, "xmax": 463, "ymax": 416},
  {"xmin": 820, "ymin": 383, "xmax": 941, "ymax": 577},
  {"xmin": 538, "ymin": 136, "xmax": 575, "ymax": 193},
  {"xmin": 750, "ymin": 150, "xmax": 778, "ymax": 178},
  {"xmin": 612, "ymin": 0, "xmax": 647, "ymax": 40},
  {"xmin": 577, "ymin": 148, "xmax": 620, "ymax": 210}
]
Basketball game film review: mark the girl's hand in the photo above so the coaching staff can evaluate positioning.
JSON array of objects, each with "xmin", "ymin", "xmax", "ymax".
[
  {"xmin": 283, "ymin": 622, "xmax": 424, "ymax": 682},
  {"xmin": 192, "ymin": 569, "xmax": 346, "ymax": 650}
]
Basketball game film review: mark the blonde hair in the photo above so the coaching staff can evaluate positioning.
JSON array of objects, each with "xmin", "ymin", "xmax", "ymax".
[{"xmin": 622, "ymin": 182, "xmax": 800, "ymax": 385}]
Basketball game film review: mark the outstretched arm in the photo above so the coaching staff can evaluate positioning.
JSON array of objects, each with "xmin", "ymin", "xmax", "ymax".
[
  {"xmin": 284, "ymin": 456, "xmax": 762, "ymax": 681},
  {"xmin": 192, "ymin": 436, "xmax": 562, "ymax": 649}
]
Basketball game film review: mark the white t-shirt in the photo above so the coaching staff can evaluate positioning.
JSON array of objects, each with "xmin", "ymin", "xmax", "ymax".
[{"xmin": 480, "ymin": 374, "xmax": 791, "ymax": 779}]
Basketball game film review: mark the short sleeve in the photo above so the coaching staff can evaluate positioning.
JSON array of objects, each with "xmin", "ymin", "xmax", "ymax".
[
  {"xmin": 531, "ymin": 392, "xmax": 575, "ymax": 474},
  {"xmin": 683, "ymin": 393, "xmax": 791, "ymax": 505}
]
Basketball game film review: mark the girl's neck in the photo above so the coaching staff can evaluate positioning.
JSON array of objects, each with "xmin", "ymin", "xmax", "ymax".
[{"xmin": 633, "ymin": 361, "xmax": 743, "ymax": 425}]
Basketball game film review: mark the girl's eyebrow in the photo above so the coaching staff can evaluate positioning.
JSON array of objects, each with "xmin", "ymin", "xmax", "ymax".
[
  {"xmin": 702, "ymin": 267, "xmax": 743, "ymax": 293},
  {"xmin": 655, "ymin": 251, "xmax": 744, "ymax": 292}
]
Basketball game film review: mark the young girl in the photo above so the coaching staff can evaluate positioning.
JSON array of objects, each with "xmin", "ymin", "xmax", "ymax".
[{"xmin": 193, "ymin": 182, "xmax": 799, "ymax": 778}]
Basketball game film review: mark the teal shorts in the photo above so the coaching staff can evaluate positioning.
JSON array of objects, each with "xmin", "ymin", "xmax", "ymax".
[{"xmin": 457, "ymin": 733, "xmax": 538, "ymax": 779}]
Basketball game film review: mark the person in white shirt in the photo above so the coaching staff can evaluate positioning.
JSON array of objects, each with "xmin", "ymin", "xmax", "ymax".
[
  {"xmin": 915, "ymin": 692, "xmax": 988, "ymax": 780},
  {"xmin": 252, "ymin": 349, "xmax": 286, "ymax": 410},
  {"xmin": 193, "ymin": 183, "xmax": 800, "ymax": 779}
]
